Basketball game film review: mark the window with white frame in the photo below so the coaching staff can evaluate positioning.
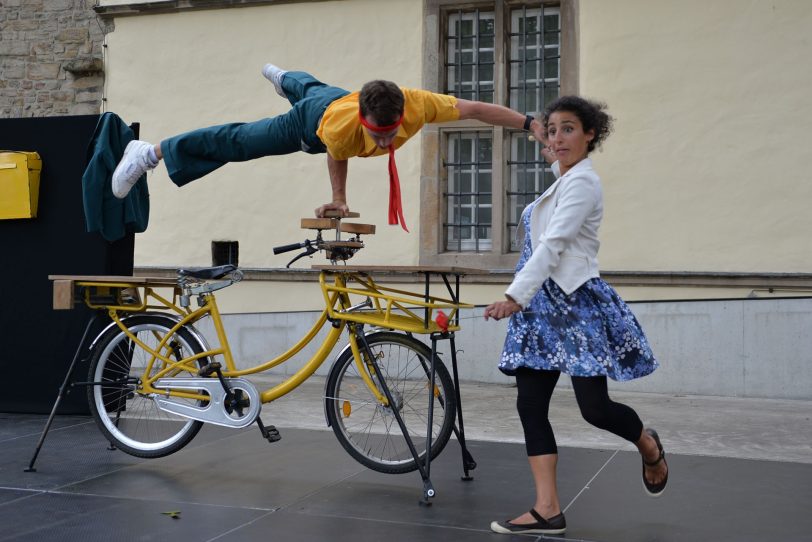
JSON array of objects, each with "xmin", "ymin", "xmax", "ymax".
[{"xmin": 421, "ymin": 1, "xmax": 574, "ymax": 266}]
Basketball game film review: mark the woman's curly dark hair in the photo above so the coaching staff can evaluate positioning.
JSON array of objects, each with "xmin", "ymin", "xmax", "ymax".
[{"xmin": 542, "ymin": 96, "xmax": 613, "ymax": 153}]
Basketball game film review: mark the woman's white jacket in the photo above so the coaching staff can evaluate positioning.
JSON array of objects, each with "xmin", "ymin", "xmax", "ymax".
[{"xmin": 505, "ymin": 158, "xmax": 602, "ymax": 307}]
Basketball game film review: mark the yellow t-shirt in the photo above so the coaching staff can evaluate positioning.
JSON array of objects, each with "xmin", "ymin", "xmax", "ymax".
[{"xmin": 317, "ymin": 89, "xmax": 459, "ymax": 160}]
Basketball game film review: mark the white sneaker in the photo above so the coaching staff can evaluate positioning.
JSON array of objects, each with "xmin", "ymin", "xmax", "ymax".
[
  {"xmin": 262, "ymin": 63, "xmax": 288, "ymax": 97},
  {"xmin": 112, "ymin": 140, "xmax": 158, "ymax": 199}
]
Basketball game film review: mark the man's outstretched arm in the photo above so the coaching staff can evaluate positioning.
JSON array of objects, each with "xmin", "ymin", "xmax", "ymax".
[
  {"xmin": 455, "ymin": 99, "xmax": 555, "ymax": 163},
  {"xmin": 315, "ymin": 154, "xmax": 350, "ymax": 217}
]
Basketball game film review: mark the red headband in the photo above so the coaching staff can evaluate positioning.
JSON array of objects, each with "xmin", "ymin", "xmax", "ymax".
[{"xmin": 358, "ymin": 110, "xmax": 403, "ymax": 133}]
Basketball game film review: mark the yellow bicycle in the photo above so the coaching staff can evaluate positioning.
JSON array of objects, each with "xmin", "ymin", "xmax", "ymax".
[{"xmin": 48, "ymin": 213, "xmax": 478, "ymax": 498}]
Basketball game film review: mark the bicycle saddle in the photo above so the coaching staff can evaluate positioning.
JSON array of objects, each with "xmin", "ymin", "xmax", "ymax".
[{"xmin": 178, "ymin": 264, "xmax": 238, "ymax": 280}]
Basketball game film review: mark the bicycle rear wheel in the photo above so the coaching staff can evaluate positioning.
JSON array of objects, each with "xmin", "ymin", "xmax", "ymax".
[
  {"xmin": 87, "ymin": 313, "xmax": 209, "ymax": 458},
  {"xmin": 325, "ymin": 331, "xmax": 456, "ymax": 474}
]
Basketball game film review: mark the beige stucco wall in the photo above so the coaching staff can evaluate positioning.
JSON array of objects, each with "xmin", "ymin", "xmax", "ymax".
[
  {"xmin": 103, "ymin": 0, "xmax": 812, "ymax": 313},
  {"xmin": 104, "ymin": 0, "xmax": 423, "ymax": 271},
  {"xmin": 578, "ymin": 0, "xmax": 812, "ymax": 273}
]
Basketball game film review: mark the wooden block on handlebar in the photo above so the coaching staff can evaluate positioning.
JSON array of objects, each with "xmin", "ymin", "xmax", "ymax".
[
  {"xmin": 301, "ymin": 218, "xmax": 338, "ymax": 230},
  {"xmin": 340, "ymin": 222, "xmax": 376, "ymax": 235},
  {"xmin": 301, "ymin": 218, "xmax": 375, "ymax": 235},
  {"xmin": 322, "ymin": 240, "xmax": 364, "ymax": 249},
  {"xmin": 322, "ymin": 210, "xmax": 360, "ymax": 218}
]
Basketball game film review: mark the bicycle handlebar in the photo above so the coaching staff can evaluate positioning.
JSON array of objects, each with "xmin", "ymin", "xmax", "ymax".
[
  {"xmin": 273, "ymin": 240, "xmax": 312, "ymax": 255},
  {"xmin": 274, "ymin": 235, "xmax": 363, "ymax": 267}
]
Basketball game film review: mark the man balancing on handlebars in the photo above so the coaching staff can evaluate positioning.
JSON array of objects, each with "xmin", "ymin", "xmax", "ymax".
[{"xmin": 111, "ymin": 64, "xmax": 552, "ymax": 231}]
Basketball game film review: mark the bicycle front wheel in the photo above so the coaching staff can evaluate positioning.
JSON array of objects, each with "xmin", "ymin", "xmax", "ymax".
[
  {"xmin": 325, "ymin": 331, "xmax": 456, "ymax": 474},
  {"xmin": 87, "ymin": 313, "xmax": 209, "ymax": 458}
]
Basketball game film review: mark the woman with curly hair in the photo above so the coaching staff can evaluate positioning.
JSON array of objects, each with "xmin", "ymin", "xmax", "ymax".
[{"xmin": 484, "ymin": 96, "xmax": 668, "ymax": 535}]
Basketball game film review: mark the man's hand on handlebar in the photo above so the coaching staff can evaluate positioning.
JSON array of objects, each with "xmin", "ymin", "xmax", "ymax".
[{"xmin": 315, "ymin": 200, "xmax": 350, "ymax": 218}]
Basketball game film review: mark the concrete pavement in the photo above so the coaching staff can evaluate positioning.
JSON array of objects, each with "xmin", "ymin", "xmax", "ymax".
[{"xmin": 253, "ymin": 374, "xmax": 812, "ymax": 465}]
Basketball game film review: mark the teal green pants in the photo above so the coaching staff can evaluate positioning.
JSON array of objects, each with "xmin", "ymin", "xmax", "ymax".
[{"xmin": 160, "ymin": 72, "xmax": 349, "ymax": 187}]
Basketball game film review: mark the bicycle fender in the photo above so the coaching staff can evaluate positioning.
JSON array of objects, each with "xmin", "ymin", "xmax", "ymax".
[
  {"xmin": 322, "ymin": 328, "xmax": 403, "ymax": 427},
  {"xmin": 88, "ymin": 312, "xmax": 212, "ymax": 354}
]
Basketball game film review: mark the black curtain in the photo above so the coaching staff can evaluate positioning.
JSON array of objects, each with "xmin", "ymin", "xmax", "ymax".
[{"xmin": 0, "ymin": 115, "xmax": 134, "ymax": 414}]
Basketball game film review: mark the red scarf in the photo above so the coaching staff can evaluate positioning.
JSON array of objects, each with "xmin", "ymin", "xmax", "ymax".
[{"xmin": 358, "ymin": 111, "xmax": 408, "ymax": 232}]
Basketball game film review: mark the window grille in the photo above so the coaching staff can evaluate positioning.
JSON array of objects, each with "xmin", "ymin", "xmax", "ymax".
[
  {"xmin": 509, "ymin": 5, "xmax": 561, "ymax": 113},
  {"xmin": 445, "ymin": 10, "xmax": 495, "ymax": 103},
  {"xmin": 443, "ymin": 132, "xmax": 493, "ymax": 252},
  {"xmin": 506, "ymin": 133, "xmax": 558, "ymax": 250},
  {"xmin": 433, "ymin": 2, "xmax": 565, "ymax": 259},
  {"xmin": 506, "ymin": 5, "xmax": 561, "ymax": 250}
]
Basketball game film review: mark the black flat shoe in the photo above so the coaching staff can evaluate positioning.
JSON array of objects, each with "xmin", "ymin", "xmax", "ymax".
[
  {"xmin": 642, "ymin": 428, "xmax": 668, "ymax": 497},
  {"xmin": 490, "ymin": 508, "xmax": 566, "ymax": 535}
]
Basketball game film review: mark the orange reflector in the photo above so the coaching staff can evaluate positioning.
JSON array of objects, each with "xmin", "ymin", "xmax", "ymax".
[
  {"xmin": 342, "ymin": 400, "xmax": 352, "ymax": 418},
  {"xmin": 425, "ymin": 383, "xmax": 441, "ymax": 397}
]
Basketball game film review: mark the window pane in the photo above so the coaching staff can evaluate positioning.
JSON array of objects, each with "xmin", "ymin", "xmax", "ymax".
[
  {"xmin": 478, "ymin": 171, "xmax": 492, "ymax": 195},
  {"xmin": 544, "ymin": 57, "xmax": 559, "ymax": 80},
  {"xmin": 509, "ymin": 5, "xmax": 561, "ymax": 115},
  {"xmin": 446, "ymin": 10, "xmax": 496, "ymax": 103},
  {"xmin": 444, "ymin": 131, "xmax": 493, "ymax": 252}
]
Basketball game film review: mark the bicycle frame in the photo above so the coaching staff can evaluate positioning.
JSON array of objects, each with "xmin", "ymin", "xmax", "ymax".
[{"xmin": 75, "ymin": 269, "xmax": 470, "ymax": 408}]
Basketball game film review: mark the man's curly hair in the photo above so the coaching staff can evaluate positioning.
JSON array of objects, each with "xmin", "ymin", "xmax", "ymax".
[{"xmin": 542, "ymin": 96, "xmax": 613, "ymax": 153}]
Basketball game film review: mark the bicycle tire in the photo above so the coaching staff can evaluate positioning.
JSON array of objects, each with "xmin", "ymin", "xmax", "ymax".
[
  {"xmin": 87, "ymin": 313, "xmax": 209, "ymax": 458},
  {"xmin": 325, "ymin": 331, "xmax": 457, "ymax": 474}
]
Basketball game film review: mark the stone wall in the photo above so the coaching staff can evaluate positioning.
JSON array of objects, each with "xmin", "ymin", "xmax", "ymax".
[{"xmin": 0, "ymin": 0, "xmax": 110, "ymax": 118}]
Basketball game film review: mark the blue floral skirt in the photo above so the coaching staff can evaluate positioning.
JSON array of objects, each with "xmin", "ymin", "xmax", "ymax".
[{"xmin": 499, "ymin": 278, "xmax": 658, "ymax": 381}]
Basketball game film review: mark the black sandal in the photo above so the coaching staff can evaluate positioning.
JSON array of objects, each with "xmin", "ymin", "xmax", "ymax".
[
  {"xmin": 642, "ymin": 428, "xmax": 668, "ymax": 497},
  {"xmin": 490, "ymin": 508, "xmax": 566, "ymax": 535}
]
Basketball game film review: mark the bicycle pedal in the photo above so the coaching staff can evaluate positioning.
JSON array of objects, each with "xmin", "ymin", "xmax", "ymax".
[
  {"xmin": 255, "ymin": 417, "xmax": 281, "ymax": 443},
  {"xmin": 263, "ymin": 425, "xmax": 281, "ymax": 443}
]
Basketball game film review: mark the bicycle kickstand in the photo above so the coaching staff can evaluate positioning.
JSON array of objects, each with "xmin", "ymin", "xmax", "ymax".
[{"xmin": 26, "ymin": 313, "xmax": 99, "ymax": 472}]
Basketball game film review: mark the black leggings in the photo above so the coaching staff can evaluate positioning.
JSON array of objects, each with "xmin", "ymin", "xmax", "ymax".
[{"xmin": 515, "ymin": 367, "xmax": 644, "ymax": 456}]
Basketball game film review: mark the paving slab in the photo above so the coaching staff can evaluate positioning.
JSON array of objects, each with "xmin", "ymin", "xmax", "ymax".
[{"xmin": 2, "ymin": 419, "xmax": 810, "ymax": 542}]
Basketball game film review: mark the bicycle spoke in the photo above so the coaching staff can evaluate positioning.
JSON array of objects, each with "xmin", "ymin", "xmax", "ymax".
[{"xmin": 88, "ymin": 315, "xmax": 207, "ymax": 458}]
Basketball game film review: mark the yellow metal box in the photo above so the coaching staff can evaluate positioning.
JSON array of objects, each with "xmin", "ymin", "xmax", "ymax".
[{"xmin": 0, "ymin": 151, "xmax": 42, "ymax": 220}]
